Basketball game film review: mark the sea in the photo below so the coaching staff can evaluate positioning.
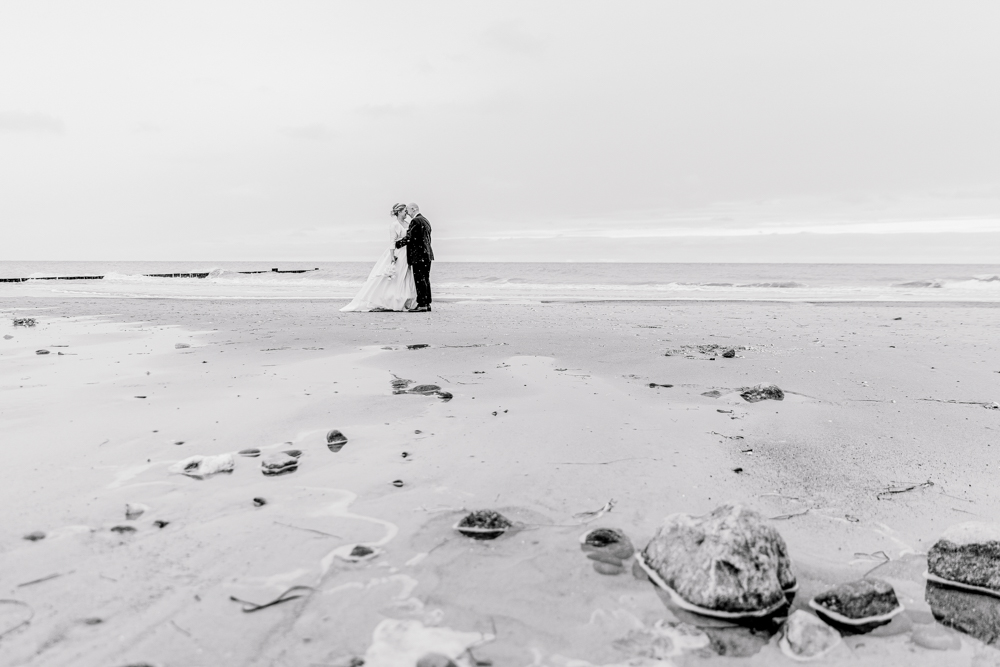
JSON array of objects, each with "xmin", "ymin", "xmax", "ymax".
[{"xmin": 1, "ymin": 261, "xmax": 999, "ymax": 303}]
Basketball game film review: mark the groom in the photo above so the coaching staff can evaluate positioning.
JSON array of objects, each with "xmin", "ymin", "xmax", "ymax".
[{"xmin": 395, "ymin": 202, "xmax": 434, "ymax": 312}]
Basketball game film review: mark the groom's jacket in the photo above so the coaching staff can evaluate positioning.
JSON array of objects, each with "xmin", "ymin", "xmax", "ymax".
[{"xmin": 396, "ymin": 214, "xmax": 434, "ymax": 265}]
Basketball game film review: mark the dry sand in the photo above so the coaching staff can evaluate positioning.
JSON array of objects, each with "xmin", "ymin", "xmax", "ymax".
[{"xmin": 1, "ymin": 297, "xmax": 999, "ymax": 666}]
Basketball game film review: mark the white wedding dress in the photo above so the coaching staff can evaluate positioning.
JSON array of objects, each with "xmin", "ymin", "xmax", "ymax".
[{"xmin": 340, "ymin": 219, "xmax": 418, "ymax": 312}]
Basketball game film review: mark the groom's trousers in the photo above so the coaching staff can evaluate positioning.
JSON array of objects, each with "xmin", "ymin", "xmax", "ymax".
[{"xmin": 412, "ymin": 260, "xmax": 432, "ymax": 308}]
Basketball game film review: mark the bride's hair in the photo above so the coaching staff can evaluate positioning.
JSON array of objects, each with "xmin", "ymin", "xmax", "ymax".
[{"xmin": 391, "ymin": 203, "xmax": 406, "ymax": 217}]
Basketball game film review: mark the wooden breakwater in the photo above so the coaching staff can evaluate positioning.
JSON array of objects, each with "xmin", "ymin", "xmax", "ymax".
[{"xmin": 0, "ymin": 268, "xmax": 319, "ymax": 283}]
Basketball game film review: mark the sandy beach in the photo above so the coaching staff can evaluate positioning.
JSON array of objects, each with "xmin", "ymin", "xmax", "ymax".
[{"xmin": 2, "ymin": 297, "xmax": 1000, "ymax": 666}]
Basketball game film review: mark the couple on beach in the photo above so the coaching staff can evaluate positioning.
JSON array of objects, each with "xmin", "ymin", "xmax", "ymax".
[{"xmin": 340, "ymin": 202, "xmax": 434, "ymax": 313}]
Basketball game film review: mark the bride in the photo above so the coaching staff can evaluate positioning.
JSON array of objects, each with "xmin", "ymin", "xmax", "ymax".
[{"xmin": 340, "ymin": 203, "xmax": 418, "ymax": 312}]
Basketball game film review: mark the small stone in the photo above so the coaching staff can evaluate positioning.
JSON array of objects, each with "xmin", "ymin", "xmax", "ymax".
[
  {"xmin": 722, "ymin": 349, "xmax": 736, "ymax": 358},
  {"xmin": 392, "ymin": 479, "xmax": 404, "ymax": 487},
  {"xmin": 125, "ymin": 503, "xmax": 149, "ymax": 520},
  {"xmin": 153, "ymin": 520, "xmax": 170, "ymax": 529},
  {"xmin": 409, "ymin": 384, "xmax": 441, "ymax": 394},
  {"xmin": 456, "ymin": 509, "xmax": 512, "ymax": 539},
  {"xmin": 780, "ymin": 610, "xmax": 841, "ymax": 660},
  {"xmin": 701, "ymin": 390, "xmax": 722, "ymax": 398},
  {"xmin": 911, "ymin": 623, "xmax": 961, "ymax": 650},
  {"xmin": 928, "ymin": 521, "xmax": 1000, "ymax": 592},
  {"xmin": 283, "ymin": 449, "xmax": 303, "ymax": 458},
  {"xmin": 740, "ymin": 384, "xmax": 784, "ymax": 403},
  {"xmin": 416, "ymin": 653, "xmax": 457, "ymax": 667},
  {"xmin": 174, "ymin": 440, "xmax": 185, "ymax": 445},
  {"xmin": 174, "ymin": 343, "xmax": 191, "ymax": 349},
  {"xmin": 36, "ymin": 349, "xmax": 50, "ymax": 355},
  {"xmin": 253, "ymin": 497, "xmax": 267, "ymax": 507},
  {"xmin": 350, "ymin": 545, "xmax": 374, "ymax": 558},
  {"xmin": 407, "ymin": 344, "xmax": 430, "ymax": 350},
  {"xmin": 81, "ymin": 617, "xmax": 103, "ymax": 625},
  {"xmin": 642, "ymin": 504, "xmax": 795, "ymax": 613},
  {"xmin": 261, "ymin": 453, "xmax": 298, "ymax": 476},
  {"xmin": 110, "ymin": 525, "xmax": 137, "ymax": 534},
  {"xmin": 327, "ymin": 430, "xmax": 348, "ymax": 452},
  {"xmin": 812, "ymin": 578, "xmax": 900, "ymax": 621},
  {"xmin": 238, "ymin": 448, "xmax": 260, "ymax": 457},
  {"xmin": 23, "ymin": 531, "xmax": 46, "ymax": 541}
]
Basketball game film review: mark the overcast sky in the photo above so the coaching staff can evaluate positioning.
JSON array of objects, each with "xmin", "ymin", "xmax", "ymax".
[{"xmin": 2, "ymin": 1, "xmax": 999, "ymax": 262}]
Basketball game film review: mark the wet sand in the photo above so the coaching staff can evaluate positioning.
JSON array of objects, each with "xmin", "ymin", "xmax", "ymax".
[{"xmin": 1, "ymin": 298, "xmax": 999, "ymax": 666}]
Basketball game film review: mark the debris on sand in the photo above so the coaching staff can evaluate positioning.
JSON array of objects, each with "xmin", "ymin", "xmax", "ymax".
[
  {"xmin": 23, "ymin": 531, "xmax": 46, "ymax": 542},
  {"xmin": 665, "ymin": 344, "xmax": 747, "ymax": 358},
  {"xmin": 13, "ymin": 317, "xmax": 36, "ymax": 327},
  {"xmin": 394, "ymin": 382, "xmax": 453, "ymax": 401},
  {"xmin": 779, "ymin": 610, "xmax": 841, "ymax": 661},
  {"xmin": 110, "ymin": 525, "xmax": 137, "ymax": 534},
  {"xmin": 125, "ymin": 503, "xmax": 149, "ymax": 520},
  {"xmin": 36, "ymin": 349, "xmax": 50, "ymax": 355},
  {"xmin": 640, "ymin": 504, "xmax": 796, "ymax": 616},
  {"xmin": 649, "ymin": 383, "xmax": 674, "ymax": 388},
  {"xmin": 740, "ymin": 384, "xmax": 784, "ymax": 403},
  {"xmin": 168, "ymin": 453, "xmax": 236, "ymax": 479},
  {"xmin": 580, "ymin": 528, "xmax": 635, "ymax": 575},
  {"xmin": 809, "ymin": 578, "xmax": 903, "ymax": 634},
  {"xmin": 174, "ymin": 343, "xmax": 190, "ymax": 349},
  {"xmin": 455, "ymin": 510, "xmax": 512, "ymax": 540},
  {"xmin": 326, "ymin": 430, "xmax": 348, "ymax": 452},
  {"xmin": 407, "ymin": 344, "xmax": 430, "ymax": 350},
  {"xmin": 261, "ymin": 453, "xmax": 298, "ymax": 476},
  {"xmin": 229, "ymin": 585, "xmax": 314, "ymax": 613},
  {"xmin": 153, "ymin": 520, "xmax": 169, "ymax": 528},
  {"xmin": 877, "ymin": 479, "xmax": 933, "ymax": 500}
]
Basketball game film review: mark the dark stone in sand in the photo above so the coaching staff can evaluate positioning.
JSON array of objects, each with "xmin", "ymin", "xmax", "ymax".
[
  {"xmin": 391, "ymin": 378, "xmax": 412, "ymax": 390},
  {"xmin": 722, "ymin": 349, "xmax": 736, "ymax": 358},
  {"xmin": 740, "ymin": 384, "xmax": 784, "ymax": 403},
  {"xmin": 701, "ymin": 390, "xmax": 722, "ymax": 398},
  {"xmin": 392, "ymin": 479, "xmax": 404, "ymax": 487},
  {"xmin": 350, "ymin": 545, "xmax": 374, "ymax": 558},
  {"xmin": 283, "ymin": 449, "xmax": 303, "ymax": 458},
  {"xmin": 927, "ymin": 580, "xmax": 1000, "ymax": 645},
  {"xmin": 326, "ymin": 430, "xmax": 348, "ymax": 452},
  {"xmin": 81, "ymin": 617, "xmax": 103, "ymax": 625},
  {"xmin": 436, "ymin": 391, "xmax": 453, "ymax": 401},
  {"xmin": 582, "ymin": 527, "xmax": 635, "ymax": 575},
  {"xmin": 409, "ymin": 384, "xmax": 441, "ymax": 394},
  {"xmin": 811, "ymin": 578, "xmax": 900, "ymax": 633},
  {"xmin": 110, "ymin": 525, "xmax": 137, "ymax": 534},
  {"xmin": 407, "ymin": 344, "xmax": 430, "ymax": 350},
  {"xmin": 416, "ymin": 653, "xmax": 458, "ymax": 667},
  {"xmin": 238, "ymin": 448, "xmax": 260, "ymax": 457},
  {"xmin": 457, "ymin": 510, "xmax": 512, "ymax": 539},
  {"xmin": 23, "ymin": 531, "xmax": 45, "ymax": 541},
  {"xmin": 153, "ymin": 520, "xmax": 169, "ymax": 529},
  {"xmin": 36, "ymin": 349, "xmax": 50, "ymax": 355},
  {"xmin": 928, "ymin": 522, "xmax": 1000, "ymax": 593},
  {"xmin": 253, "ymin": 497, "xmax": 266, "ymax": 507},
  {"xmin": 261, "ymin": 453, "xmax": 298, "ymax": 476},
  {"xmin": 642, "ymin": 504, "xmax": 795, "ymax": 613},
  {"xmin": 174, "ymin": 440, "xmax": 185, "ymax": 446},
  {"xmin": 649, "ymin": 383, "xmax": 674, "ymax": 388}
]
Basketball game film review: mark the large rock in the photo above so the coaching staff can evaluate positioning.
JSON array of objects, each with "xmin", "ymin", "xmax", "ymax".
[
  {"xmin": 642, "ymin": 504, "xmax": 796, "ymax": 613},
  {"xmin": 928, "ymin": 522, "xmax": 1000, "ymax": 592},
  {"xmin": 926, "ymin": 580, "xmax": 1000, "ymax": 646}
]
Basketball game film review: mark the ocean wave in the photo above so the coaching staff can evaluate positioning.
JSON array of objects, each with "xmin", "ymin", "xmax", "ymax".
[{"xmin": 894, "ymin": 275, "xmax": 1000, "ymax": 289}]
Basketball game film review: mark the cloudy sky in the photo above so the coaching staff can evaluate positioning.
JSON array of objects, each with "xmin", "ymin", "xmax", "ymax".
[{"xmin": 2, "ymin": 1, "xmax": 999, "ymax": 262}]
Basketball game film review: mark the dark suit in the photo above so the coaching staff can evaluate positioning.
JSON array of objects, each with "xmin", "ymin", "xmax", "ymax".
[{"xmin": 395, "ymin": 214, "xmax": 434, "ymax": 307}]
